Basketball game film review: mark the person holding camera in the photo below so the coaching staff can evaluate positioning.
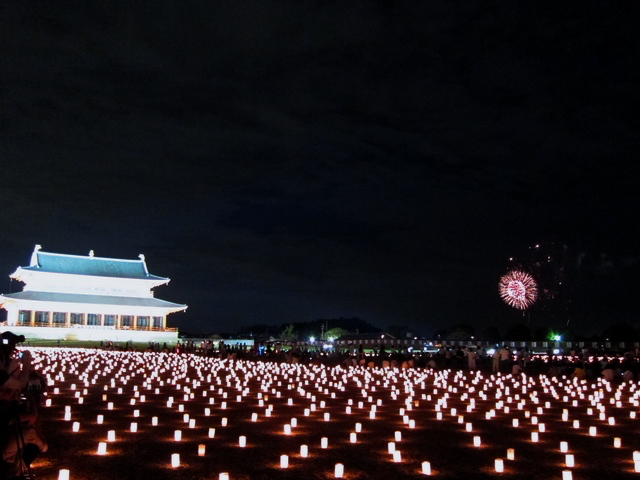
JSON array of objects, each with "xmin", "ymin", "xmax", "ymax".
[{"xmin": 1, "ymin": 332, "xmax": 47, "ymax": 480}]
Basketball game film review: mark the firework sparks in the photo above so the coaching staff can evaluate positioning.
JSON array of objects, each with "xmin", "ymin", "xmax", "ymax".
[{"xmin": 499, "ymin": 270, "xmax": 538, "ymax": 310}]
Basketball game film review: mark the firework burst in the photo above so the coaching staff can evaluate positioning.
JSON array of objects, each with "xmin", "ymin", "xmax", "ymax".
[{"xmin": 499, "ymin": 270, "xmax": 538, "ymax": 310}]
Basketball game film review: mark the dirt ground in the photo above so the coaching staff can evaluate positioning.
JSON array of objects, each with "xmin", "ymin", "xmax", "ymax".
[{"xmin": 20, "ymin": 348, "xmax": 640, "ymax": 480}]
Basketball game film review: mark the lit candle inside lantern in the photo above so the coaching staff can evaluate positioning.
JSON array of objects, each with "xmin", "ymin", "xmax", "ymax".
[
  {"xmin": 565, "ymin": 454, "xmax": 574, "ymax": 467},
  {"xmin": 239, "ymin": 435, "xmax": 246, "ymax": 447},
  {"xmin": 350, "ymin": 432, "xmax": 357, "ymax": 443},
  {"xmin": 58, "ymin": 469, "xmax": 70, "ymax": 480},
  {"xmin": 560, "ymin": 441, "xmax": 568, "ymax": 453},
  {"xmin": 473, "ymin": 436, "xmax": 481, "ymax": 447},
  {"xmin": 395, "ymin": 431, "xmax": 402, "ymax": 442},
  {"xmin": 495, "ymin": 459, "xmax": 504, "ymax": 473},
  {"xmin": 466, "ymin": 422, "xmax": 473, "ymax": 432},
  {"xmin": 562, "ymin": 471, "xmax": 572, "ymax": 480},
  {"xmin": 335, "ymin": 463, "xmax": 344, "ymax": 478},
  {"xmin": 538, "ymin": 424, "xmax": 545, "ymax": 432},
  {"xmin": 573, "ymin": 420, "xmax": 580, "ymax": 428},
  {"xmin": 198, "ymin": 444, "xmax": 206, "ymax": 456},
  {"xmin": 208, "ymin": 428, "xmax": 216, "ymax": 438},
  {"xmin": 189, "ymin": 419, "xmax": 196, "ymax": 428},
  {"xmin": 72, "ymin": 422, "xmax": 80, "ymax": 432},
  {"xmin": 393, "ymin": 450, "xmax": 402, "ymax": 462},
  {"xmin": 589, "ymin": 426, "xmax": 597, "ymax": 436},
  {"xmin": 614, "ymin": 437, "xmax": 621, "ymax": 448},
  {"xmin": 355, "ymin": 423, "xmax": 362, "ymax": 433},
  {"xmin": 174, "ymin": 430, "xmax": 182, "ymax": 441},
  {"xmin": 284, "ymin": 424, "xmax": 292, "ymax": 435},
  {"xmin": 130, "ymin": 422, "xmax": 137, "ymax": 432},
  {"xmin": 171, "ymin": 453, "xmax": 180, "ymax": 468},
  {"xmin": 321, "ymin": 437, "xmax": 328, "ymax": 449},
  {"xmin": 97, "ymin": 442, "xmax": 107, "ymax": 455},
  {"xmin": 219, "ymin": 474, "xmax": 229, "ymax": 480},
  {"xmin": 280, "ymin": 455, "xmax": 289, "ymax": 468},
  {"xmin": 507, "ymin": 448, "xmax": 515, "ymax": 460},
  {"xmin": 324, "ymin": 413, "xmax": 330, "ymax": 421},
  {"xmin": 221, "ymin": 418, "xmax": 228, "ymax": 426},
  {"xmin": 422, "ymin": 461, "xmax": 431, "ymax": 475},
  {"xmin": 388, "ymin": 442, "xmax": 395, "ymax": 453},
  {"xmin": 108, "ymin": 402, "xmax": 113, "ymax": 410},
  {"xmin": 531, "ymin": 432, "xmax": 538, "ymax": 442},
  {"xmin": 64, "ymin": 412, "xmax": 71, "ymax": 421},
  {"xmin": 300, "ymin": 445, "xmax": 308, "ymax": 457},
  {"xmin": 512, "ymin": 419, "xmax": 519, "ymax": 427},
  {"xmin": 107, "ymin": 430, "xmax": 116, "ymax": 442},
  {"xmin": 152, "ymin": 417, "xmax": 158, "ymax": 426}
]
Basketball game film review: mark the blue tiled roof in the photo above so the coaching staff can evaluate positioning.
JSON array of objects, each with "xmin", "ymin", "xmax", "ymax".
[
  {"xmin": 1, "ymin": 291, "xmax": 186, "ymax": 310},
  {"xmin": 23, "ymin": 250, "xmax": 166, "ymax": 280}
]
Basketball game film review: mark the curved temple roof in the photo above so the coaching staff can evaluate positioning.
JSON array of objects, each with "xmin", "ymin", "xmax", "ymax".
[{"xmin": 19, "ymin": 245, "xmax": 167, "ymax": 281}]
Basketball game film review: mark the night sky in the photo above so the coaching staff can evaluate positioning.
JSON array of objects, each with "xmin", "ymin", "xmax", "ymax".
[{"xmin": 1, "ymin": 2, "xmax": 638, "ymax": 337}]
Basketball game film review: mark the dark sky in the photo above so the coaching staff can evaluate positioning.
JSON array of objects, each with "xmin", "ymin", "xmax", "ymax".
[{"xmin": 1, "ymin": 1, "xmax": 638, "ymax": 337}]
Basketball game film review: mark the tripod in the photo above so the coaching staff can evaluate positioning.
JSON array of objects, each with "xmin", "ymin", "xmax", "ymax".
[{"xmin": 1, "ymin": 406, "xmax": 35, "ymax": 480}]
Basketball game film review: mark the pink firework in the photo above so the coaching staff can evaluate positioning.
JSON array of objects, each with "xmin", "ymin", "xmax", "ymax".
[{"xmin": 499, "ymin": 270, "xmax": 538, "ymax": 310}]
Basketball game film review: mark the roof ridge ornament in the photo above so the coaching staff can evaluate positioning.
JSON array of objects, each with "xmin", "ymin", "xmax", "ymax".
[
  {"xmin": 31, "ymin": 244, "xmax": 42, "ymax": 267},
  {"xmin": 89, "ymin": 250, "xmax": 95, "ymax": 257}
]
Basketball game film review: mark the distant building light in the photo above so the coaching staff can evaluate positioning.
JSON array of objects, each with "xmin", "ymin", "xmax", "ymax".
[
  {"xmin": 309, "ymin": 337, "xmax": 315, "ymax": 343},
  {"xmin": 553, "ymin": 335, "xmax": 562, "ymax": 341}
]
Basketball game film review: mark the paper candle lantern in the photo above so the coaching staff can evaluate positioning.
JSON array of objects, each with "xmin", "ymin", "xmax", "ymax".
[
  {"xmin": 422, "ymin": 461, "xmax": 431, "ymax": 475},
  {"xmin": 171, "ymin": 453, "xmax": 180, "ymax": 468},
  {"xmin": 58, "ymin": 469, "xmax": 70, "ymax": 480},
  {"xmin": 495, "ymin": 459, "xmax": 504, "ymax": 473},
  {"xmin": 335, "ymin": 463, "xmax": 344, "ymax": 478}
]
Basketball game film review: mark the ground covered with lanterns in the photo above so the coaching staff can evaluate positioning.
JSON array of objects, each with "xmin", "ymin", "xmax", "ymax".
[{"xmin": 25, "ymin": 348, "xmax": 640, "ymax": 479}]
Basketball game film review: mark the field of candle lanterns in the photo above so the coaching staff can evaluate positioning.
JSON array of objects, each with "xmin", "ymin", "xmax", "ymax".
[{"xmin": 20, "ymin": 347, "xmax": 640, "ymax": 479}]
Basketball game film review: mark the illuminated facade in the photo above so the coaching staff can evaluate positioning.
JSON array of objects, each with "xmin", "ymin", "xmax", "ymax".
[{"xmin": 0, "ymin": 245, "xmax": 186, "ymax": 343}]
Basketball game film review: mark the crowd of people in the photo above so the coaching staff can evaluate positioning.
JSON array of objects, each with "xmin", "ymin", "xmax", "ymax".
[{"xmin": 160, "ymin": 340, "xmax": 640, "ymax": 383}]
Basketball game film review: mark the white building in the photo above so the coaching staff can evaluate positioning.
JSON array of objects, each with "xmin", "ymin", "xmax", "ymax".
[{"xmin": 0, "ymin": 245, "xmax": 186, "ymax": 344}]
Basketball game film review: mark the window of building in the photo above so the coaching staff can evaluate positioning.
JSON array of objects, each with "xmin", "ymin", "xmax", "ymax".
[
  {"xmin": 35, "ymin": 311, "xmax": 49, "ymax": 324},
  {"xmin": 18, "ymin": 310, "xmax": 31, "ymax": 325},
  {"xmin": 104, "ymin": 315, "xmax": 115, "ymax": 326},
  {"xmin": 153, "ymin": 317, "xmax": 163, "ymax": 329},
  {"xmin": 53, "ymin": 312, "xmax": 66, "ymax": 325},
  {"xmin": 70, "ymin": 313, "xmax": 84, "ymax": 325},
  {"xmin": 87, "ymin": 314, "xmax": 100, "ymax": 326},
  {"xmin": 137, "ymin": 316, "xmax": 149, "ymax": 328},
  {"xmin": 121, "ymin": 315, "xmax": 133, "ymax": 327}
]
